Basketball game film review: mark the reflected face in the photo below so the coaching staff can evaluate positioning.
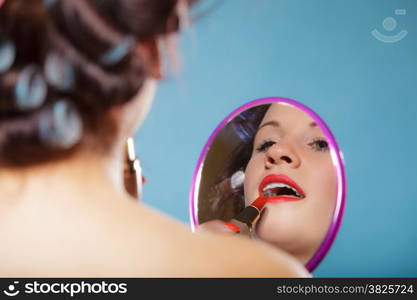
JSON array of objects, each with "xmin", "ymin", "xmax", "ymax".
[{"xmin": 243, "ymin": 103, "xmax": 337, "ymax": 263}]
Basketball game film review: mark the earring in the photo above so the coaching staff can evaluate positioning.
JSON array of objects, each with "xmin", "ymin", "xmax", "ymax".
[{"xmin": 124, "ymin": 137, "xmax": 143, "ymax": 201}]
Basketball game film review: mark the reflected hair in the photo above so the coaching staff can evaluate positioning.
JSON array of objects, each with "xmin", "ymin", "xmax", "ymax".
[{"xmin": 199, "ymin": 104, "xmax": 270, "ymax": 223}]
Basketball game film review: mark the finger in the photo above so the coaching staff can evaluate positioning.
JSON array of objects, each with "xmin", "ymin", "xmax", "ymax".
[{"xmin": 198, "ymin": 220, "xmax": 239, "ymax": 234}]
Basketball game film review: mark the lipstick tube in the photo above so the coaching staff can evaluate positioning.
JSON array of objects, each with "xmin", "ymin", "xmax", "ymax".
[{"xmin": 227, "ymin": 196, "xmax": 267, "ymax": 235}]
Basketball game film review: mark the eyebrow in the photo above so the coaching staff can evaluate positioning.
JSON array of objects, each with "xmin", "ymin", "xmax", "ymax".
[
  {"xmin": 258, "ymin": 121, "xmax": 280, "ymax": 131},
  {"xmin": 256, "ymin": 120, "xmax": 319, "ymax": 134}
]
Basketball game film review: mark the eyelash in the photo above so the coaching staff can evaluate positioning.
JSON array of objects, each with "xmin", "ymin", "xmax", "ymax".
[
  {"xmin": 308, "ymin": 138, "xmax": 329, "ymax": 152},
  {"xmin": 255, "ymin": 140, "xmax": 276, "ymax": 152},
  {"xmin": 255, "ymin": 138, "xmax": 329, "ymax": 152}
]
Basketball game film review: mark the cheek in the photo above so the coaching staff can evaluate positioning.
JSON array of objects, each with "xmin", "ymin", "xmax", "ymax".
[
  {"xmin": 307, "ymin": 155, "xmax": 337, "ymax": 214},
  {"xmin": 318, "ymin": 158, "xmax": 337, "ymax": 202}
]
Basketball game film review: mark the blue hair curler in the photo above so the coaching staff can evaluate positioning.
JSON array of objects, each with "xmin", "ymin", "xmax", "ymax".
[
  {"xmin": 38, "ymin": 99, "xmax": 83, "ymax": 148},
  {"xmin": 0, "ymin": 38, "xmax": 16, "ymax": 74},
  {"xmin": 100, "ymin": 36, "xmax": 135, "ymax": 66},
  {"xmin": 15, "ymin": 65, "xmax": 47, "ymax": 110},
  {"xmin": 44, "ymin": 52, "xmax": 75, "ymax": 91},
  {"xmin": 43, "ymin": 0, "xmax": 58, "ymax": 7}
]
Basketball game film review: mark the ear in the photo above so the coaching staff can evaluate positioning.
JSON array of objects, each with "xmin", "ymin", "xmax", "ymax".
[
  {"xmin": 137, "ymin": 38, "xmax": 163, "ymax": 80},
  {"xmin": 107, "ymin": 78, "xmax": 157, "ymax": 140}
]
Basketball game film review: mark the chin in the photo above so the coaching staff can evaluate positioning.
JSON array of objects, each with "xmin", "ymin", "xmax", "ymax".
[
  {"xmin": 257, "ymin": 216, "xmax": 299, "ymax": 245},
  {"xmin": 256, "ymin": 223, "xmax": 315, "ymax": 265}
]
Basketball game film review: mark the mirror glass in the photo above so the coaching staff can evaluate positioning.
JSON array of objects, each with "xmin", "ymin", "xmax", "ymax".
[{"xmin": 189, "ymin": 97, "xmax": 346, "ymax": 272}]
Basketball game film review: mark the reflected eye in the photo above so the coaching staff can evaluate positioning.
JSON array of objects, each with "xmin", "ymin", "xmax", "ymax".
[
  {"xmin": 309, "ymin": 138, "xmax": 329, "ymax": 152},
  {"xmin": 256, "ymin": 140, "xmax": 276, "ymax": 152}
]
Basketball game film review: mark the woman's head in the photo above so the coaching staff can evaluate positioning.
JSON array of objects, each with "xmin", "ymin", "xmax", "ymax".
[
  {"xmin": 243, "ymin": 103, "xmax": 336, "ymax": 263},
  {"xmin": 0, "ymin": 0, "xmax": 191, "ymax": 167},
  {"xmin": 204, "ymin": 102, "xmax": 337, "ymax": 264}
]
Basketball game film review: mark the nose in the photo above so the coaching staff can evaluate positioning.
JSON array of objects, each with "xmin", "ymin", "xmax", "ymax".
[{"xmin": 264, "ymin": 141, "xmax": 301, "ymax": 169}]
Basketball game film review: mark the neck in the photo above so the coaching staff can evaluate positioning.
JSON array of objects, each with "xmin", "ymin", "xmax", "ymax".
[{"xmin": 0, "ymin": 145, "xmax": 130, "ymax": 208}]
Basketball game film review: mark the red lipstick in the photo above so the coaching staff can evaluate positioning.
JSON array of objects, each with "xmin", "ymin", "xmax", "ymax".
[
  {"xmin": 228, "ymin": 196, "xmax": 268, "ymax": 235},
  {"xmin": 259, "ymin": 174, "xmax": 305, "ymax": 204}
]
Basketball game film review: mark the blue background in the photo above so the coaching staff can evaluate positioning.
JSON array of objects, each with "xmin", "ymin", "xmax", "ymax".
[{"xmin": 135, "ymin": 0, "xmax": 417, "ymax": 277}]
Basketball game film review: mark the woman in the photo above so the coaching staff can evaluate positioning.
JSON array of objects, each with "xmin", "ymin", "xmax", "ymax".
[
  {"xmin": 203, "ymin": 103, "xmax": 337, "ymax": 265},
  {"xmin": 0, "ymin": 0, "xmax": 308, "ymax": 277}
]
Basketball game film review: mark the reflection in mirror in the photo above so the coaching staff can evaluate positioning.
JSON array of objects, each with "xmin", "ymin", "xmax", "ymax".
[{"xmin": 190, "ymin": 98, "xmax": 345, "ymax": 272}]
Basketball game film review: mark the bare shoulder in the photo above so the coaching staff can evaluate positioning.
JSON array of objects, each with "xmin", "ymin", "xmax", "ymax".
[
  {"xmin": 108, "ymin": 198, "xmax": 310, "ymax": 277},
  {"xmin": 0, "ymin": 194, "xmax": 309, "ymax": 277}
]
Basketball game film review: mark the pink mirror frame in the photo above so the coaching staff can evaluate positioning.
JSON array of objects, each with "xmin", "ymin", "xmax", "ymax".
[{"xmin": 189, "ymin": 97, "xmax": 346, "ymax": 272}]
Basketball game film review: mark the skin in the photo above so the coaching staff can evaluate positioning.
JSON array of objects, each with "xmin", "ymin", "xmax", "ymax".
[
  {"xmin": 0, "ymin": 38, "xmax": 309, "ymax": 277},
  {"xmin": 244, "ymin": 103, "xmax": 337, "ymax": 264}
]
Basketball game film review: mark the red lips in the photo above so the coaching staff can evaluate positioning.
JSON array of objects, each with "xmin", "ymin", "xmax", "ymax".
[{"xmin": 258, "ymin": 174, "xmax": 306, "ymax": 204}]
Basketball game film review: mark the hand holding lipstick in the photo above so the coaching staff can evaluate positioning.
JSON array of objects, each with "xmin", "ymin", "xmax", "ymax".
[
  {"xmin": 198, "ymin": 196, "xmax": 268, "ymax": 237},
  {"xmin": 197, "ymin": 220, "xmax": 240, "ymax": 235},
  {"xmin": 226, "ymin": 196, "xmax": 267, "ymax": 236}
]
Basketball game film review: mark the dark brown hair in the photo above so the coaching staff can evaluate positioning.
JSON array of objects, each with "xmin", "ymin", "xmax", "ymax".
[
  {"xmin": 199, "ymin": 104, "xmax": 271, "ymax": 223},
  {"xmin": 0, "ymin": 0, "xmax": 193, "ymax": 167}
]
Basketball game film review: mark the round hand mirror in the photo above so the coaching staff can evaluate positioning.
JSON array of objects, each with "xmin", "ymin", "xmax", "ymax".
[{"xmin": 189, "ymin": 97, "xmax": 346, "ymax": 272}]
